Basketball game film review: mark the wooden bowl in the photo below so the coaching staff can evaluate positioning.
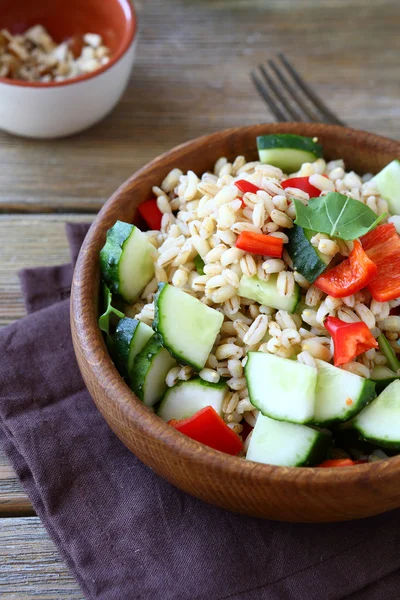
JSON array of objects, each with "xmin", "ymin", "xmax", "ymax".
[{"xmin": 71, "ymin": 123, "xmax": 400, "ymax": 522}]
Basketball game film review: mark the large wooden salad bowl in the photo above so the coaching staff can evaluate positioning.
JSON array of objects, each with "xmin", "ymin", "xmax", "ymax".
[{"xmin": 71, "ymin": 123, "xmax": 400, "ymax": 522}]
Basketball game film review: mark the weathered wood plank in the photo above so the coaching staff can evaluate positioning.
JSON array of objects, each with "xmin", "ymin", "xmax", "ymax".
[
  {"xmin": 0, "ymin": 215, "xmax": 94, "ymax": 327},
  {"xmin": 0, "ymin": 215, "xmax": 94, "ymax": 514},
  {"xmin": 0, "ymin": 517, "xmax": 83, "ymax": 599},
  {"xmin": 0, "ymin": 0, "xmax": 399, "ymax": 213}
]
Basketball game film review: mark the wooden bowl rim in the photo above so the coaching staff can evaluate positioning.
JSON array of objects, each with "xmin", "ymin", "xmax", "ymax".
[{"xmin": 71, "ymin": 122, "xmax": 400, "ymax": 490}]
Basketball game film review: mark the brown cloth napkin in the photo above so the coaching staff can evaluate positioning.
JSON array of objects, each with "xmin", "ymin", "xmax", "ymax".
[{"xmin": 1, "ymin": 223, "xmax": 400, "ymax": 600}]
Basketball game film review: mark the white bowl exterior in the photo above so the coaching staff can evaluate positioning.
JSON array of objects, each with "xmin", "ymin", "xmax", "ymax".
[{"xmin": 0, "ymin": 39, "xmax": 136, "ymax": 139}]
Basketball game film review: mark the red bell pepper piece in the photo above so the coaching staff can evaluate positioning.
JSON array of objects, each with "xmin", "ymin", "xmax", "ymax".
[
  {"xmin": 169, "ymin": 406, "xmax": 243, "ymax": 456},
  {"xmin": 314, "ymin": 240, "xmax": 377, "ymax": 298},
  {"xmin": 317, "ymin": 459, "xmax": 357, "ymax": 468},
  {"xmin": 234, "ymin": 180, "xmax": 261, "ymax": 195},
  {"xmin": 325, "ymin": 316, "xmax": 378, "ymax": 367},
  {"xmin": 361, "ymin": 223, "xmax": 400, "ymax": 302},
  {"xmin": 234, "ymin": 180, "xmax": 262, "ymax": 208},
  {"xmin": 235, "ymin": 231, "xmax": 283, "ymax": 257},
  {"xmin": 281, "ymin": 176, "xmax": 321, "ymax": 197},
  {"xmin": 137, "ymin": 198, "xmax": 163, "ymax": 230}
]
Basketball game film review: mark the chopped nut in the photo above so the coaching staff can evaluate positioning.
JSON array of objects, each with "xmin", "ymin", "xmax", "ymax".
[
  {"xmin": 0, "ymin": 25, "xmax": 112, "ymax": 82},
  {"xmin": 83, "ymin": 33, "xmax": 102, "ymax": 48}
]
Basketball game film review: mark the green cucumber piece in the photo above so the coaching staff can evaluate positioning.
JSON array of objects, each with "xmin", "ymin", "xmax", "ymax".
[
  {"xmin": 313, "ymin": 359, "xmax": 376, "ymax": 425},
  {"xmin": 153, "ymin": 283, "xmax": 224, "ymax": 371},
  {"xmin": 286, "ymin": 225, "xmax": 329, "ymax": 283},
  {"xmin": 238, "ymin": 275, "xmax": 300, "ymax": 313},
  {"xmin": 157, "ymin": 378, "xmax": 227, "ymax": 422},
  {"xmin": 130, "ymin": 337, "xmax": 177, "ymax": 406},
  {"xmin": 193, "ymin": 254, "xmax": 205, "ymax": 275},
  {"xmin": 245, "ymin": 352, "xmax": 317, "ymax": 423},
  {"xmin": 246, "ymin": 414, "xmax": 331, "ymax": 467},
  {"xmin": 377, "ymin": 334, "xmax": 400, "ymax": 374},
  {"xmin": 112, "ymin": 318, "xmax": 154, "ymax": 376},
  {"xmin": 257, "ymin": 134, "xmax": 323, "ymax": 173},
  {"xmin": 373, "ymin": 160, "xmax": 400, "ymax": 216},
  {"xmin": 100, "ymin": 221, "xmax": 155, "ymax": 303},
  {"xmin": 354, "ymin": 380, "xmax": 400, "ymax": 449},
  {"xmin": 370, "ymin": 365, "xmax": 399, "ymax": 393}
]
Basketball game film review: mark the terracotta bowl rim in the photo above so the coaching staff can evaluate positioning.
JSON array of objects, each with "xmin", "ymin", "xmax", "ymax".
[
  {"xmin": 0, "ymin": 0, "xmax": 137, "ymax": 89},
  {"xmin": 71, "ymin": 122, "xmax": 400, "ymax": 490}
]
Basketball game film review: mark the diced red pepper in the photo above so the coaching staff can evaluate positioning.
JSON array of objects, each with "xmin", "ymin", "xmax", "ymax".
[
  {"xmin": 137, "ymin": 198, "xmax": 163, "ymax": 230},
  {"xmin": 169, "ymin": 406, "xmax": 243, "ymax": 456},
  {"xmin": 281, "ymin": 176, "xmax": 321, "ymax": 197},
  {"xmin": 234, "ymin": 180, "xmax": 261, "ymax": 195},
  {"xmin": 234, "ymin": 180, "xmax": 262, "ymax": 208},
  {"xmin": 325, "ymin": 316, "xmax": 378, "ymax": 367},
  {"xmin": 314, "ymin": 240, "xmax": 377, "ymax": 298},
  {"xmin": 235, "ymin": 231, "xmax": 283, "ymax": 257},
  {"xmin": 317, "ymin": 459, "xmax": 357, "ymax": 468},
  {"xmin": 361, "ymin": 223, "xmax": 400, "ymax": 302}
]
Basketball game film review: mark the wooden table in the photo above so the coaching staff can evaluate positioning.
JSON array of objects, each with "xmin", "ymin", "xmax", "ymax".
[{"xmin": 0, "ymin": 0, "xmax": 399, "ymax": 596}]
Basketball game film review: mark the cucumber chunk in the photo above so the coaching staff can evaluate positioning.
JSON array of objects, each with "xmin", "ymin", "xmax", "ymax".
[
  {"xmin": 153, "ymin": 283, "xmax": 224, "ymax": 371},
  {"xmin": 354, "ymin": 380, "xmax": 400, "ymax": 449},
  {"xmin": 286, "ymin": 225, "xmax": 329, "ymax": 283},
  {"xmin": 112, "ymin": 318, "xmax": 154, "ymax": 376},
  {"xmin": 257, "ymin": 134, "xmax": 323, "ymax": 173},
  {"xmin": 130, "ymin": 337, "xmax": 177, "ymax": 406},
  {"xmin": 246, "ymin": 414, "xmax": 331, "ymax": 467},
  {"xmin": 245, "ymin": 352, "xmax": 317, "ymax": 423},
  {"xmin": 157, "ymin": 378, "xmax": 228, "ymax": 422},
  {"xmin": 238, "ymin": 275, "xmax": 300, "ymax": 313},
  {"xmin": 313, "ymin": 359, "xmax": 376, "ymax": 425},
  {"xmin": 370, "ymin": 365, "xmax": 398, "ymax": 393},
  {"xmin": 100, "ymin": 221, "xmax": 155, "ymax": 303},
  {"xmin": 373, "ymin": 160, "xmax": 400, "ymax": 216}
]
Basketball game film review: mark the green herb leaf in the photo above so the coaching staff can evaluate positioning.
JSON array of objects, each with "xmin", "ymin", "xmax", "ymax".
[
  {"xmin": 294, "ymin": 192, "xmax": 386, "ymax": 240},
  {"xmin": 98, "ymin": 284, "xmax": 125, "ymax": 336},
  {"xmin": 193, "ymin": 254, "xmax": 205, "ymax": 275}
]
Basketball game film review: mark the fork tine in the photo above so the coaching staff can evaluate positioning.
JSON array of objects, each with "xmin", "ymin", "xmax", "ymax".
[
  {"xmin": 278, "ymin": 53, "xmax": 346, "ymax": 126},
  {"xmin": 250, "ymin": 71, "xmax": 288, "ymax": 122},
  {"xmin": 258, "ymin": 64, "xmax": 303, "ymax": 122},
  {"xmin": 267, "ymin": 58, "xmax": 320, "ymax": 123}
]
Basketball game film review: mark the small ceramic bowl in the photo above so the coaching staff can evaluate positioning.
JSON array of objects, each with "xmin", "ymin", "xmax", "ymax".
[
  {"xmin": 0, "ymin": 0, "xmax": 137, "ymax": 138},
  {"xmin": 71, "ymin": 123, "xmax": 400, "ymax": 523}
]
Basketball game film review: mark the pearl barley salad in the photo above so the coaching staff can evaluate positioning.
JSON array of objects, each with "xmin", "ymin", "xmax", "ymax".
[{"xmin": 99, "ymin": 134, "xmax": 400, "ymax": 468}]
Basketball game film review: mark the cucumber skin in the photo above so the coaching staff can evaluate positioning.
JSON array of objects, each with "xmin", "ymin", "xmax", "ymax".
[
  {"xmin": 111, "ymin": 317, "xmax": 140, "ymax": 377},
  {"xmin": 312, "ymin": 379, "xmax": 376, "ymax": 427},
  {"xmin": 256, "ymin": 134, "xmax": 323, "ymax": 156},
  {"xmin": 286, "ymin": 225, "xmax": 327, "ymax": 283},
  {"xmin": 356, "ymin": 429, "xmax": 400, "ymax": 451},
  {"xmin": 130, "ymin": 336, "xmax": 165, "ymax": 401},
  {"xmin": 302, "ymin": 430, "xmax": 332, "ymax": 467},
  {"xmin": 100, "ymin": 221, "xmax": 134, "ymax": 298}
]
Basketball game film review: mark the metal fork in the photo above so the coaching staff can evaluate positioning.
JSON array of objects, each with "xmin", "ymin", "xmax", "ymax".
[{"xmin": 251, "ymin": 53, "xmax": 346, "ymax": 126}]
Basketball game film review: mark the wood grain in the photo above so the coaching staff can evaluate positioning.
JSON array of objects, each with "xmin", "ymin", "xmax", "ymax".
[
  {"xmin": 0, "ymin": 0, "xmax": 398, "ymax": 213},
  {"xmin": 0, "ymin": 215, "xmax": 94, "ymax": 516},
  {"xmin": 0, "ymin": 0, "xmax": 400, "ymax": 592},
  {"xmin": 72, "ymin": 123, "xmax": 400, "ymax": 522},
  {"xmin": 0, "ymin": 518, "xmax": 82, "ymax": 599}
]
